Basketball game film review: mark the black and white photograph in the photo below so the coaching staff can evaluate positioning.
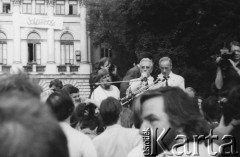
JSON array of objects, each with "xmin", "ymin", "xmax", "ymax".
[{"xmin": 0, "ymin": 0, "xmax": 240, "ymax": 157}]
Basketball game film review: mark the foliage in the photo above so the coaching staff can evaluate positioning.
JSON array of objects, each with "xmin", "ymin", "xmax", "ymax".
[{"xmin": 87, "ymin": 0, "xmax": 240, "ymax": 97}]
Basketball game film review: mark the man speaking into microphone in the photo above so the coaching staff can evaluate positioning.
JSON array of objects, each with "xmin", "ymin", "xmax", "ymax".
[
  {"xmin": 127, "ymin": 58, "xmax": 154, "ymax": 95},
  {"xmin": 153, "ymin": 57, "xmax": 185, "ymax": 91}
]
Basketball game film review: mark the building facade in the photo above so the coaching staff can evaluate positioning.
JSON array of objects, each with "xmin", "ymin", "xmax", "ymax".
[{"xmin": 0, "ymin": 0, "xmax": 91, "ymax": 98}]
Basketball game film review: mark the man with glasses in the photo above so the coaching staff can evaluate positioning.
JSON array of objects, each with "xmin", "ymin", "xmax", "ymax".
[
  {"xmin": 215, "ymin": 41, "xmax": 240, "ymax": 99},
  {"xmin": 127, "ymin": 58, "xmax": 154, "ymax": 95}
]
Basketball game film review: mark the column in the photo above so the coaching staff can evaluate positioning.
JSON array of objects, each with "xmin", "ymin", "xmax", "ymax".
[
  {"xmin": 78, "ymin": 0, "xmax": 90, "ymax": 74},
  {"xmin": 79, "ymin": 1, "xmax": 87, "ymax": 63},
  {"xmin": 11, "ymin": 0, "xmax": 22, "ymax": 73},
  {"xmin": 47, "ymin": 0, "xmax": 55, "ymax": 63},
  {"xmin": 87, "ymin": 31, "xmax": 91, "ymax": 63},
  {"xmin": 45, "ymin": 0, "xmax": 57, "ymax": 74}
]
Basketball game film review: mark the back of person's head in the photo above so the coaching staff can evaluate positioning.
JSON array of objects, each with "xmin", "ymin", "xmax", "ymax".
[
  {"xmin": 120, "ymin": 107, "xmax": 134, "ymax": 128},
  {"xmin": 46, "ymin": 90, "xmax": 74, "ymax": 121},
  {"xmin": 80, "ymin": 103, "xmax": 99, "ymax": 130},
  {"xmin": 140, "ymin": 87, "xmax": 210, "ymax": 140},
  {"xmin": 223, "ymin": 86, "xmax": 240, "ymax": 125},
  {"xmin": 201, "ymin": 96, "xmax": 222, "ymax": 123},
  {"xmin": 100, "ymin": 97, "xmax": 122, "ymax": 126},
  {"xmin": 0, "ymin": 92, "xmax": 69, "ymax": 157},
  {"xmin": 49, "ymin": 79, "xmax": 63, "ymax": 90},
  {"xmin": 0, "ymin": 72, "xmax": 42, "ymax": 98},
  {"xmin": 62, "ymin": 84, "xmax": 79, "ymax": 94},
  {"xmin": 137, "ymin": 52, "xmax": 153, "ymax": 63}
]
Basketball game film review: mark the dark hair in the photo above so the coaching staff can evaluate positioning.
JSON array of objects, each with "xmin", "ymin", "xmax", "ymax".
[
  {"xmin": 49, "ymin": 79, "xmax": 63, "ymax": 89},
  {"xmin": 0, "ymin": 72, "xmax": 42, "ymax": 98},
  {"xmin": 131, "ymin": 97, "xmax": 143, "ymax": 129},
  {"xmin": 46, "ymin": 90, "xmax": 74, "ymax": 121},
  {"xmin": 230, "ymin": 41, "xmax": 240, "ymax": 47},
  {"xmin": 97, "ymin": 57, "xmax": 112, "ymax": 70},
  {"xmin": 100, "ymin": 97, "xmax": 122, "ymax": 126},
  {"xmin": 62, "ymin": 84, "xmax": 79, "ymax": 94},
  {"xmin": 223, "ymin": 86, "xmax": 240, "ymax": 125},
  {"xmin": 137, "ymin": 52, "xmax": 153, "ymax": 63},
  {"xmin": 0, "ymin": 92, "xmax": 69, "ymax": 157},
  {"xmin": 79, "ymin": 103, "xmax": 99, "ymax": 130},
  {"xmin": 140, "ymin": 87, "xmax": 210, "ymax": 140},
  {"xmin": 201, "ymin": 96, "xmax": 222, "ymax": 123}
]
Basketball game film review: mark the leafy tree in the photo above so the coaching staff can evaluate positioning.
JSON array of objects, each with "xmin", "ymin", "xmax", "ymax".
[{"xmin": 87, "ymin": 0, "xmax": 240, "ymax": 96}]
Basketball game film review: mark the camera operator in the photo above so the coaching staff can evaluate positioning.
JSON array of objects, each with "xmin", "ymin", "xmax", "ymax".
[{"xmin": 214, "ymin": 41, "xmax": 240, "ymax": 99}]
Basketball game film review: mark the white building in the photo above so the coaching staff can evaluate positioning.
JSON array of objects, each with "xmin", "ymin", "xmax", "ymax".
[{"xmin": 0, "ymin": 0, "xmax": 91, "ymax": 98}]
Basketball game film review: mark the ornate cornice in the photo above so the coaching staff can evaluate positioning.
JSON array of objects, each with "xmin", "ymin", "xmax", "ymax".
[{"xmin": 11, "ymin": 0, "xmax": 21, "ymax": 5}]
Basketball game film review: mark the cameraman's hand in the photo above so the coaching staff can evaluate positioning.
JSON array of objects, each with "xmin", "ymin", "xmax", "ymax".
[
  {"xmin": 216, "ymin": 56, "xmax": 222, "ymax": 64},
  {"xmin": 228, "ymin": 59, "xmax": 240, "ymax": 74}
]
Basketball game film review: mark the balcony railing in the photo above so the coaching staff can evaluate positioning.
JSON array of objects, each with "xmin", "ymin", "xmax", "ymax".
[
  {"xmin": 57, "ymin": 65, "xmax": 67, "ymax": 73},
  {"xmin": 23, "ymin": 65, "xmax": 46, "ymax": 73},
  {"xmin": 2, "ymin": 65, "xmax": 11, "ymax": 73},
  {"xmin": 36, "ymin": 65, "xmax": 46, "ymax": 72},
  {"xmin": 70, "ymin": 65, "xmax": 79, "ymax": 72},
  {"xmin": 23, "ymin": 65, "xmax": 33, "ymax": 72}
]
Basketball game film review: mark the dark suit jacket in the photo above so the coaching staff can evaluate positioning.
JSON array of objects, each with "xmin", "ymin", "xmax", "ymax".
[{"xmin": 120, "ymin": 65, "xmax": 141, "ymax": 97}]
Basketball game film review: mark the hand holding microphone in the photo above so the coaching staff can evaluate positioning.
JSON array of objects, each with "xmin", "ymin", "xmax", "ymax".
[{"xmin": 140, "ymin": 72, "xmax": 148, "ymax": 82}]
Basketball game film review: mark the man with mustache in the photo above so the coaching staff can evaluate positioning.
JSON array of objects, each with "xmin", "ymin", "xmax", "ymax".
[{"xmin": 90, "ymin": 68, "xmax": 120, "ymax": 108}]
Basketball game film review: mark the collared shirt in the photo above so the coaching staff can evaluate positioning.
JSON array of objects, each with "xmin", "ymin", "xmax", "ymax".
[
  {"xmin": 90, "ymin": 85, "xmax": 120, "ymax": 108},
  {"xmin": 59, "ymin": 122, "xmax": 97, "ymax": 157},
  {"xmin": 128, "ymin": 76, "xmax": 154, "ymax": 94},
  {"xmin": 93, "ymin": 124, "xmax": 142, "ymax": 157},
  {"xmin": 152, "ymin": 72, "xmax": 185, "ymax": 91}
]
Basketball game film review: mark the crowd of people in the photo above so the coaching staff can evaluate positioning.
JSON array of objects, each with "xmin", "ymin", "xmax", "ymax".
[{"xmin": 0, "ymin": 41, "xmax": 240, "ymax": 157}]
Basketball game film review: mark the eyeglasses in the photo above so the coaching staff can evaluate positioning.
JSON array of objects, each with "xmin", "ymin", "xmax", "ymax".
[{"xmin": 141, "ymin": 66, "xmax": 150, "ymax": 69}]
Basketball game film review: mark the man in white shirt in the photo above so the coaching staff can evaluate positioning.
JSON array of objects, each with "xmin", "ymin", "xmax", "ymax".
[
  {"xmin": 93, "ymin": 97, "xmax": 142, "ymax": 157},
  {"xmin": 153, "ymin": 57, "xmax": 185, "ymax": 91},
  {"xmin": 91, "ymin": 69, "xmax": 120, "ymax": 108},
  {"xmin": 127, "ymin": 58, "xmax": 154, "ymax": 95},
  {"xmin": 47, "ymin": 91, "xmax": 97, "ymax": 157}
]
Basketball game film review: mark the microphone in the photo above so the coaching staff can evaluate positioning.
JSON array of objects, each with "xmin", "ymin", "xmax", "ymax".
[
  {"xmin": 141, "ymin": 77, "xmax": 148, "ymax": 82},
  {"xmin": 140, "ymin": 72, "xmax": 148, "ymax": 82}
]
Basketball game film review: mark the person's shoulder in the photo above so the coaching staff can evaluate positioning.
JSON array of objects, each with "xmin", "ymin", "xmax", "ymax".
[{"xmin": 172, "ymin": 72, "xmax": 184, "ymax": 80}]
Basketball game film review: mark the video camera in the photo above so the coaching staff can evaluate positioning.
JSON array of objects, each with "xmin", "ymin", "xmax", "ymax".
[{"xmin": 218, "ymin": 47, "xmax": 235, "ymax": 69}]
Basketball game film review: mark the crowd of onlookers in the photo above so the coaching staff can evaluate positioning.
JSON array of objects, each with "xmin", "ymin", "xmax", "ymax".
[{"xmin": 1, "ymin": 41, "xmax": 240, "ymax": 157}]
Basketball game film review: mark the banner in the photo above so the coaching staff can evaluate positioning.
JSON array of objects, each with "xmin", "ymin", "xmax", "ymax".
[{"xmin": 13, "ymin": 14, "xmax": 63, "ymax": 30}]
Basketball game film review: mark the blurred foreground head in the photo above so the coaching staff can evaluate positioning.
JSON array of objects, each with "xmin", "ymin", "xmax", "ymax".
[
  {"xmin": 0, "ymin": 92, "xmax": 69, "ymax": 157},
  {"xmin": 0, "ymin": 72, "xmax": 42, "ymax": 98}
]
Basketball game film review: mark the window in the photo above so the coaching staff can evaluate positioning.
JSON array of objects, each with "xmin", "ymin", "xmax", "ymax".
[
  {"xmin": 22, "ymin": 0, "xmax": 32, "ymax": 14},
  {"xmin": 100, "ymin": 47, "xmax": 112, "ymax": 58},
  {"xmin": 36, "ymin": 0, "xmax": 45, "ymax": 14},
  {"xmin": 56, "ymin": 0, "xmax": 65, "ymax": 15},
  {"xmin": 27, "ymin": 32, "xmax": 41, "ymax": 64},
  {"xmin": 69, "ymin": 0, "xmax": 78, "ymax": 15},
  {"xmin": 0, "ymin": 32, "xmax": 7, "ymax": 65},
  {"xmin": 2, "ymin": 3, "xmax": 11, "ymax": 13},
  {"xmin": 60, "ymin": 33, "xmax": 74, "ymax": 65}
]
